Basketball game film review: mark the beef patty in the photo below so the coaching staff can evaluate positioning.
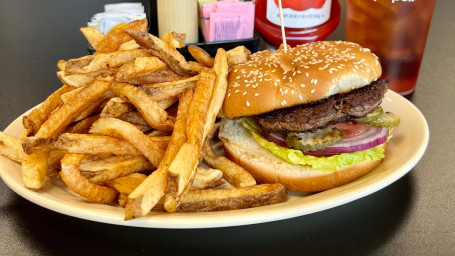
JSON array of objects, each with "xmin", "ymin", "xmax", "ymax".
[{"xmin": 257, "ymin": 79, "xmax": 388, "ymax": 133}]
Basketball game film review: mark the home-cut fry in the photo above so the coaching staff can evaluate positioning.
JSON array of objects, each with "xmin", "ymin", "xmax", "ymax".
[
  {"xmin": 188, "ymin": 45, "xmax": 215, "ymax": 68},
  {"xmin": 110, "ymin": 82, "xmax": 173, "ymax": 132},
  {"xmin": 118, "ymin": 40, "xmax": 141, "ymax": 51},
  {"xmin": 80, "ymin": 26, "xmax": 105, "ymax": 50},
  {"xmin": 79, "ymin": 155, "xmax": 154, "ymax": 184},
  {"xmin": 106, "ymin": 173, "xmax": 148, "ymax": 195},
  {"xmin": 162, "ymin": 31, "xmax": 186, "ymax": 48},
  {"xmin": 60, "ymin": 153, "xmax": 118, "ymax": 204},
  {"xmin": 21, "ymin": 150, "xmax": 49, "ymax": 190},
  {"xmin": 33, "ymin": 80, "xmax": 111, "ymax": 140},
  {"xmin": 127, "ymin": 30, "xmax": 202, "ymax": 76},
  {"xmin": 202, "ymin": 140, "xmax": 256, "ymax": 188},
  {"xmin": 22, "ymin": 84, "xmax": 74, "ymax": 136},
  {"xmin": 89, "ymin": 117, "xmax": 165, "ymax": 167},
  {"xmin": 100, "ymin": 97, "xmax": 131, "ymax": 118},
  {"xmin": 0, "ymin": 131, "xmax": 25, "ymax": 163},
  {"xmin": 226, "ymin": 46, "xmax": 251, "ymax": 67},
  {"xmin": 125, "ymin": 89, "xmax": 193, "ymax": 219},
  {"xmin": 96, "ymin": 18, "xmax": 148, "ymax": 53},
  {"xmin": 190, "ymin": 167, "xmax": 223, "ymax": 189},
  {"xmin": 138, "ymin": 75, "xmax": 198, "ymax": 102}
]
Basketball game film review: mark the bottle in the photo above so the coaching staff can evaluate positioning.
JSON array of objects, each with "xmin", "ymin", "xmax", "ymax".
[{"xmin": 255, "ymin": 0, "xmax": 340, "ymax": 48}]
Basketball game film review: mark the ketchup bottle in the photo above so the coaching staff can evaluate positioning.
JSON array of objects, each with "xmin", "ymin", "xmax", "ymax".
[{"xmin": 255, "ymin": 0, "xmax": 340, "ymax": 47}]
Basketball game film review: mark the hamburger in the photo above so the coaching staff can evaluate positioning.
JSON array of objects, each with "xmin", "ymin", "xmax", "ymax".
[{"xmin": 218, "ymin": 41, "xmax": 399, "ymax": 192}]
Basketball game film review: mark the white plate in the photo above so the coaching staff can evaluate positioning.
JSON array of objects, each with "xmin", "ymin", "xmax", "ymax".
[{"xmin": 0, "ymin": 90, "xmax": 429, "ymax": 228}]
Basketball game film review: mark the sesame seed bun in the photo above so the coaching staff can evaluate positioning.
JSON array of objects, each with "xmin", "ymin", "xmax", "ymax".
[
  {"xmin": 221, "ymin": 41, "xmax": 382, "ymax": 119},
  {"xmin": 218, "ymin": 119, "xmax": 385, "ymax": 192}
]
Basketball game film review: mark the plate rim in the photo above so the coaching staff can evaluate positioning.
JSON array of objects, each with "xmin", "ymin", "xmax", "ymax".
[{"xmin": 0, "ymin": 90, "xmax": 429, "ymax": 229}]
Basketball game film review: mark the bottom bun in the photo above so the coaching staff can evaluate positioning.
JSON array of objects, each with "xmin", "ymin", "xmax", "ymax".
[{"xmin": 218, "ymin": 119, "xmax": 385, "ymax": 192}]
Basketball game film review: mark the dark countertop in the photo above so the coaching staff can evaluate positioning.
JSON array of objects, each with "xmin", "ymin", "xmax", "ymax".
[{"xmin": 1, "ymin": 0, "xmax": 454, "ymax": 255}]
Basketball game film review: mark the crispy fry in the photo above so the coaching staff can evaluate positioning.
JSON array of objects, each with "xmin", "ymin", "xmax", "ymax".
[
  {"xmin": 0, "ymin": 131, "xmax": 25, "ymax": 163},
  {"xmin": 33, "ymin": 80, "xmax": 111, "ymax": 140},
  {"xmin": 118, "ymin": 40, "xmax": 141, "ymax": 51},
  {"xmin": 55, "ymin": 133, "xmax": 141, "ymax": 155},
  {"xmin": 57, "ymin": 70, "xmax": 115, "ymax": 87},
  {"xmin": 190, "ymin": 167, "xmax": 223, "ymax": 189},
  {"xmin": 22, "ymin": 85, "xmax": 74, "ymax": 136},
  {"xmin": 100, "ymin": 97, "xmax": 131, "ymax": 118},
  {"xmin": 203, "ymin": 48, "xmax": 229, "ymax": 140},
  {"xmin": 89, "ymin": 117, "xmax": 165, "ymax": 167},
  {"xmin": 165, "ymin": 70, "xmax": 217, "ymax": 212},
  {"xmin": 188, "ymin": 45, "xmax": 214, "ymax": 68},
  {"xmin": 78, "ymin": 155, "xmax": 154, "ymax": 184},
  {"xmin": 64, "ymin": 114, "xmax": 100, "ymax": 134},
  {"xmin": 162, "ymin": 31, "xmax": 186, "ymax": 48},
  {"xmin": 60, "ymin": 153, "xmax": 118, "ymax": 204},
  {"xmin": 96, "ymin": 18, "xmax": 148, "ymax": 53},
  {"xmin": 116, "ymin": 69, "xmax": 185, "ymax": 85},
  {"xmin": 176, "ymin": 183, "xmax": 287, "ymax": 212},
  {"xmin": 57, "ymin": 60, "xmax": 67, "ymax": 71},
  {"xmin": 106, "ymin": 173, "xmax": 147, "ymax": 195},
  {"xmin": 227, "ymin": 46, "xmax": 251, "ymax": 67},
  {"xmin": 202, "ymin": 140, "xmax": 256, "ymax": 188},
  {"xmin": 116, "ymin": 56, "xmax": 167, "ymax": 81},
  {"xmin": 138, "ymin": 75, "xmax": 198, "ymax": 102},
  {"xmin": 127, "ymin": 30, "xmax": 202, "ymax": 76},
  {"xmin": 125, "ymin": 89, "xmax": 193, "ymax": 219},
  {"xmin": 80, "ymin": 26, "xmax": 105, "ymax": 50},
  {"xmin": 22, "ymin": 150, "xmax": 48, "ymax": 190},
  {"xmin": 110, "ymin": 82, "xmax": 173, "ymax": 131},
  {"xmin": 65, "ymin": 49, "xmax": 150, "ymax": 75}
]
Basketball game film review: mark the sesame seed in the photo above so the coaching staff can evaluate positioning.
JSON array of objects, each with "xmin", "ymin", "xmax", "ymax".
[
  {"xmin": 254, "ymin": 93, "xmax": 260, "ymax": 96},
  {"xmin": 300, "ymin": 84, "xmax": 305, "ymax": 88},
  {"xmin": 306, "ymin": 72, "xmax": 309, "ymax": 77},
  {"xmin": 311, "ymin": 89, "xmax": 316, "ymax": 94},
  {"xmin": 242, "ymin": 91, "xmax": 247, "ymax": 95},
  {"xmin": 235, "ymin": 90, "xmax": 240, "ymax": 93},
  {"xmin": 291, "ymin": 89, "xmax": 295, "ymax": 95},
  {"xmin": 246, "ymin": 101, "xmax": 250, "ymax": 107},
  {"xmin": 314, "ymin": 79, "xmax": 318, "ymax": 85},
  {"xmin": 234, "ymin": 69, "xmax": 238, "ymax": 72},
  {"xmin": 299, "ymin": 94, "xmax": 303, "ymax": 100}
]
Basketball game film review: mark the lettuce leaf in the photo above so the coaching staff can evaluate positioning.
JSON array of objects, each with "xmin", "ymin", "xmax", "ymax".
[{"xmin": 237, "ymin": 117, "xmax": 385, "ymax": 173}]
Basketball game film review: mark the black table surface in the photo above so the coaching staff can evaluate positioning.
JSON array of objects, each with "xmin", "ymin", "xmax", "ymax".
[{"xmin": 1, "ymin": 1, "xmax": 454, "ymax": 255}]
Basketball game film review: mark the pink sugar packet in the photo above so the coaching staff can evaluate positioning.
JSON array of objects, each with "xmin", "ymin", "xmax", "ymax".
[{"xmin": 200, "ymin": 1, "xmax": 255, "ymax": 42}]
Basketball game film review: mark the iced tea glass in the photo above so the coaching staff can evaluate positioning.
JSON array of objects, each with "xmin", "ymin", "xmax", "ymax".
[{"xmin": 346, "ymin": 0, "xmax": 436, "ymax": 95}]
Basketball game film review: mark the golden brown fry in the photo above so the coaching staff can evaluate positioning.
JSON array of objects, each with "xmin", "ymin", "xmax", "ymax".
[
  {"xmin": 118, "ymin": 40, "xmax": 141, "ymax": 51},
  {"xmin": 176, "ymin": 183, "xmax": 287, "ymax": 212},
  {"xmin": 80, "ymin": 26, "xmax": 105, "ymax": 50},
  {"xmin": 65, "ymin": 49, "xmax": 150, "ymax": 75},
  {"xmin": 55, "ymin": 133, "xmax": 141, "ymax": 155},
  {"xmin": 74, "ymin": 90, "xmax": 113, "ymax": 122},
  {"xmin": 57, "ymin": 69, "xmax": 115, "ymax": 87},
  {"xmin": 188, "ymin": 45, "xmax": 214, "ymax": 68},
  {"xmin": 79, "ymin": 155, "xmax": 153, "ymax": 184},
  {"xmin": 110, "ymin": 82, "xmax": 173, "ymax": 132},
  {"xmin": 116, "ymin": 69, "xmax": 185, "ymax": 85},
  {"xmin": 89, "ymin": 117, "xmax": 165, "ymax": 167},
  {"xmin": 125, "ymin": 89, "xmax": 193, "ymax": 219},
  {"xmin": 0, "ymin": 131, "xmax": 25, "ymax": 163},
  {"xmin": 126, "ymin": 30, "xmax": 202, "ymax": 76},
  {"xmin": 22, "ymin": 150, "xmax": 48, "ymax": 190},
  {"xmin": 60, "ymin": 153, "xmax": 118, "ymax": 204},
  {"xmin": 203, "ymin": 48, "xmax": 229, "ymax": 140},
  {"xmin": 57, "ymin": 60, "xmax": 67, "ymax": 71},
  {"xmin": 106, "ymin": 173, "xmax": 147, "ymax": 195},
  {"xmin": 165, "ymin": 70, "xmax": 217, "ymax": 212},
  {"xmin": 162, "ymin": 31, "xmax": 186, "ymax": 48},
  {"xmin": 138, "ymin": 75, "xmax": 198, "ymax": 102},
  {"xmin": 202, "ymin": 140, "xmax": 256, "ymax": 188},
  {"xmin": 96, "ymin": 18, "xmax": 148, "ymax": 53},
  {"xmin": 190, "ymin": 167, "xmax": 223, "ymax": 189},
  {"xmin": 227, "ymin": 46, "xmax": 251, "ymax": 67},
  {"xmin": 22, "ymin": 85, "xmax": 74, "ymax": 136},
  {"xmin": 34, "ymin": 80, "xmax": 111, "ymax": 140},
  {"xmin": 116, "ymin": 56, "xmax": 167, "ymax": 80},
  {"xmin": 60, "ymin": 86, "xmax": 83, "ymax": 103},
  {"xmin": 64, "ymin": 114, "xmax": 100, "ymax": 134},
  {"xmin": 100, "ymin": 97, "xmax": 131, "ymax": 118}
]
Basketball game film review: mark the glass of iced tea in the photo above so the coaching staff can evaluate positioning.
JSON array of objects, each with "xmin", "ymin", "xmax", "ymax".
[{"xmin": 346, "ymin": 0, "xmax": 436, "ymax": 95}]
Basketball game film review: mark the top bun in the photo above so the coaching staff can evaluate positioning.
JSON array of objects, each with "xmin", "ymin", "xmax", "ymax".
[{"xmin": 221, "ymin": 41, "xmax": 382, "ymax": 118}]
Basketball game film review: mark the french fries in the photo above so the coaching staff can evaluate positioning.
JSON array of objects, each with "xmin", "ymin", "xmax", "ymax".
[
  {"xmin": 0, "ymin": 19, "xmax": 288, "ymax": 221},
  {"xmin": 188, "ymin": 45, "xmax": 214, "ymax": 68}
]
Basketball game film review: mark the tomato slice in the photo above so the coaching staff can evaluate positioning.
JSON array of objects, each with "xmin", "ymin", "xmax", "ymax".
[{"xmin": 332, "ymin": 121, "xmax": 370, "ymax": 139}]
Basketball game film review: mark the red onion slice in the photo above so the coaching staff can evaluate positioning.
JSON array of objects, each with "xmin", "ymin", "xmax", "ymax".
[{"xmin": 305, "ymin": 126, "xmax": 389, "ymax": 156}]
